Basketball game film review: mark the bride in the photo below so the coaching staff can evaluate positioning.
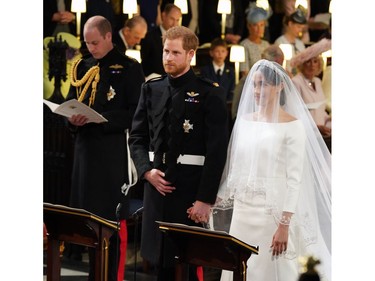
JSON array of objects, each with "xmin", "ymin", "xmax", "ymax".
[{"xmin": 213, "ymin": 59, "xmax": 331, "ymax": 281}]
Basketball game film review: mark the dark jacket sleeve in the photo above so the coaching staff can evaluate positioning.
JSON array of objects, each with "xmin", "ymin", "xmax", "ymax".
[
  {"xmin": 197, "ymin": 85, "xmax": 229, "ymax": 204},
  {"xmin": 128, "ymin": 82, "xmax": 153, "ymax": 178}
]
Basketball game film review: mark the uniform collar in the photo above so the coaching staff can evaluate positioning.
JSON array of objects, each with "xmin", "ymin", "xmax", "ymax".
[
  {"xmin": 97, "ymin": 47, "xmax": 117, "ymax": 65},
  {"xmin": 167, "ymin": 68, "xmax": 195, "ymax": 88}
]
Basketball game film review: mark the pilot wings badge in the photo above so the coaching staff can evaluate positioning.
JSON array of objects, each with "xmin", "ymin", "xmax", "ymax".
[
  {"xmin": 187, "ymin": 91, "xmax": 199, "ymax": 97},
  {"xmin": 185, "ymin": 91, "xmax": 200, "ymax": 103}
]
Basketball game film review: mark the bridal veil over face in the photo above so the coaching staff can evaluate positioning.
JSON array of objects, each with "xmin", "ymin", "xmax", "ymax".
[{"xmin": 213, "ymin": 59, "xmax": 331, "ymax": 280}]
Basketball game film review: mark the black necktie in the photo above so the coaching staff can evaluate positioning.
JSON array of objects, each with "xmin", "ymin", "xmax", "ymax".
[{"xmin": 216, "ymin": 69, "xmax": 222, "ymax": 83}]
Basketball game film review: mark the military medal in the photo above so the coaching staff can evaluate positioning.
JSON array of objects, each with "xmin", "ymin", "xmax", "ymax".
[
  {"xmin": 183, "ymin": 119, "xmax": 193, "ymax": 133},
  {"xmin": 107, "ymin": 85, "xmax": 116, "ymax": 100}
]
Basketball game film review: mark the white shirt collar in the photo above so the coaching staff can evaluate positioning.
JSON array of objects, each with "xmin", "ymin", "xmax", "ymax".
[
  {"xmin": 160, "ymin": 25, "xmax": 167, "ymax": 36},
  {"xmin": 213, "ymin": 62, "xmax": 225, "ymax": 74},
  {"xmin": 119, "ymin": 29, "xmax": 131, "ymax": 50}
]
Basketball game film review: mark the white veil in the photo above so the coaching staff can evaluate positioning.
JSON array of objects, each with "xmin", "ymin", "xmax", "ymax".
[{"xmin": 212, "ymin": 59, "xmax": 331, "ymax": 279}]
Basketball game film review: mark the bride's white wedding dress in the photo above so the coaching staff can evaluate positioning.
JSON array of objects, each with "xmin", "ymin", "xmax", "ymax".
[{"xmin": 219, "ymin": 118, "xmax": 330, "ymax": 281}]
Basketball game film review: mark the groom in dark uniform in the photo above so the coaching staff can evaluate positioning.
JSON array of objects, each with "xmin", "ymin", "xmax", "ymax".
[{"xmin": 129, "ymin": 26, "xmax": 229, "ymax": 280}]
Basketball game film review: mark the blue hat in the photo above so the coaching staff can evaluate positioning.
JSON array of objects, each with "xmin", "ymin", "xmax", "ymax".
[{"xmin": 246, "ymin": 7, "xmax": 268, "ymax": 24}]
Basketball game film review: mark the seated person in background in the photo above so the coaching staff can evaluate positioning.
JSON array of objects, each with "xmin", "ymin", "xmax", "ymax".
[
  {"xmin": 291, "ymin": 42, "xmax": 331, "ymax": 138},
  {"xmin": 261, "ymin": 44, "xmax": 286, "ymax": 70},
  {"xmin": 198, "ymin": 0, "xmax": 245, "ymax": 45},
  {"xmin": 239, "ymin": 5, "xmax": 270, "ymax": 78},
  {"xmin": 232, "ymin": 44, "xmax": 284, "ymax": 121},
  {"xmin": 274, "ymin": 8, "xmax": 307, "ymax": 76},
  {"xmin": 112, "ymin": 15, "xmax": 148, "ymax": 54},
  {"xmin": 140, "ymin": 3, "xmax": 182, "ymax": 78},
  {"xmin": 222, "ymin": 0, "xmax": 246, "ymax": 44},
  {"xmin": 321, "ymin": 59, "xmax": 331, "ymax": 116},
  {"xmin": 199, "ymin": 38, "xmax": 235, "ymax": 102},
  {"xmin": 139, "ymin": 0, "xmax": 161, "ymax": 31},
  {"xmin": 43, "ymin": 0, "xmax": 76, "ymax": 37}
]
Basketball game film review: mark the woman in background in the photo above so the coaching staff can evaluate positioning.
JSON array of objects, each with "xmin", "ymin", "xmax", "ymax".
[{"xmin": 291, "ymin": 38, "xmax": 332, "ymax": 138}]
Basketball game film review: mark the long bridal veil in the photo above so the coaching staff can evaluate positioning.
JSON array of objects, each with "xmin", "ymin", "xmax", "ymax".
[{"xmin": 211, "ymin": 60, "xmax": 331, "ymax": 280}]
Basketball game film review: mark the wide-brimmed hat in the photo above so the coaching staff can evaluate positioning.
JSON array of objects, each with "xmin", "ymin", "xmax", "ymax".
[{"xmin": 290, "ymin": 38, "xmax": 331, "ymax": 67}]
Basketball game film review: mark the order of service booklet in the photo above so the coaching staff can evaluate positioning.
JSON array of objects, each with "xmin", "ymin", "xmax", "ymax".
[{"xmin": 43, "ymin": 99, "xmax": 108, "ymax": 123}]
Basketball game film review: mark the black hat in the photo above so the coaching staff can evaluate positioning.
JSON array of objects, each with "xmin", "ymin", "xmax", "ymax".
[{"xmin": 290, "ymin": 9, "xmax": 307, "ymax": 24}]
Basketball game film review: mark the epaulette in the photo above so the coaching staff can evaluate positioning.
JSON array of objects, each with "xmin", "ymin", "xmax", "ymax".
[
  {"xmin": 145, "ymin": 74, "xmax": 167, "ymax": 83},
  {"xmin": 197, "ymin": 75, "xmax": 220, "ymax": 87},
  {"xmin": 124, "ymin": 55, "xmax": 138, "ymax": 64}
]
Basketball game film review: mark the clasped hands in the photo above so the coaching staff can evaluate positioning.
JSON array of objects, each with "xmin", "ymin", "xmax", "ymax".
[
  {"xmin": 187, "ymin": 201, "xmax": 211, "ymax": 224},
  {"xmin": 53, "ymin": 11, "xmax": 75, "ymax": 24},
  {"xmin": 145, "ymin": 168, "xmax": 211, "ymax": 224}
]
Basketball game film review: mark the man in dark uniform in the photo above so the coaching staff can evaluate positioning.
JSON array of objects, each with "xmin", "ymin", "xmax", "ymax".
[
  {"xmin": 129, "ymin": 26, "xmax": 229, "ymax": 280},
  {"xmin": 66, "ymin": 15, "xmax": 145, "ymax": 281}
]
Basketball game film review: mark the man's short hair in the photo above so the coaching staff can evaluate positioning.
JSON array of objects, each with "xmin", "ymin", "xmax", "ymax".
[
  {"xmin": 261, "ymin": 45, "xmax": 284, "ymax": 63},
  {"xmin": 163, "ymin": 3, "xmax": 181, "ymax": 14},
  {"xmin": 85, "ymin": 16, "xmax": 112, "ymax": 37},
  {"xmin": 124, "ymin": 15, "xmax": 147, "ymax": 30},
  {"xmin": 163, "ymin": 26, "xmax": 199, "ymax": 51}
]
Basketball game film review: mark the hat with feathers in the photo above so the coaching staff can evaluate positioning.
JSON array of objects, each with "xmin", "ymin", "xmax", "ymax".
[{"xmin": 290, "ymin": 38, "xmax": 331, "ymax": 67}]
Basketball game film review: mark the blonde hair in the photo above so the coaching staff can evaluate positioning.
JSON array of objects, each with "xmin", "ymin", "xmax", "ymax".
[{"xmin": 297, "ymin": 55, "xmax": 324, "ymax": 76}]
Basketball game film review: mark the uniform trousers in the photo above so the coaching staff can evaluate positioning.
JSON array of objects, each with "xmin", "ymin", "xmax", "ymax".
[{"xmin": 88, "ymin": 220, "xmax": 128, "ymax": 281}]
